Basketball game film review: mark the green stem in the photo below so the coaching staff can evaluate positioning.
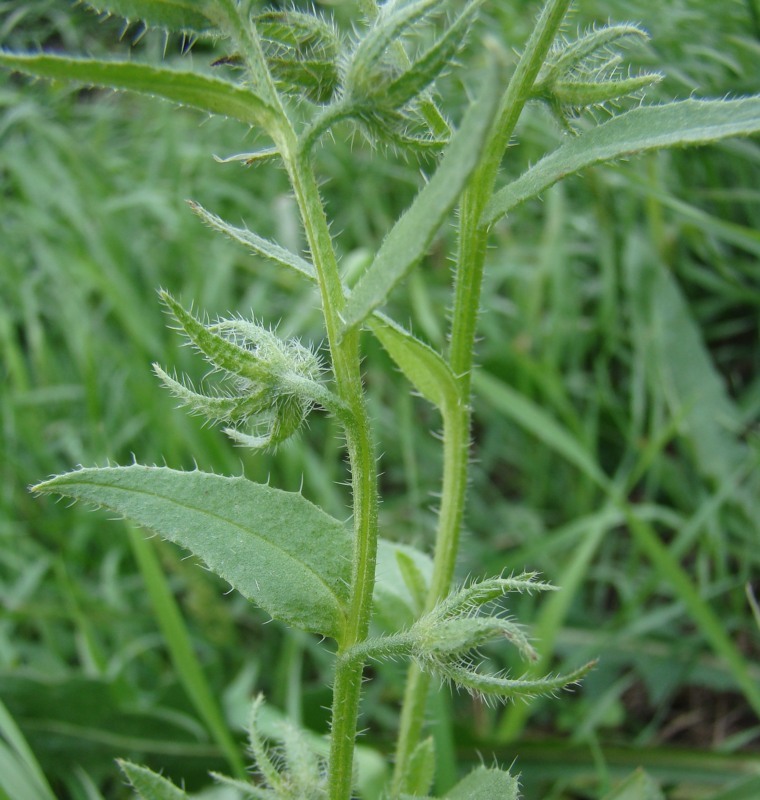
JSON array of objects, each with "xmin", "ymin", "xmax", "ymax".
[
  {"xmin": 390, "ymin": 0, "xmax": 572, "ymax": 791},
  {"xmin": 214, "ymin": 0, "xmax": 281, "ymax": 107},
  {"xmin": 284, "ymin": 141, "xmax": 379, "ymax": 800}
]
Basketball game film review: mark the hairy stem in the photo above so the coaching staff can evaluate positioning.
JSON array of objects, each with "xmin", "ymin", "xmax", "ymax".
[
  {"xmin": 284, "ymin": 140, "xmax": 379, "ymax": 800},
  {"xmin": 391, "ymin": 0, "xmax": 573, "ymax": 791}
]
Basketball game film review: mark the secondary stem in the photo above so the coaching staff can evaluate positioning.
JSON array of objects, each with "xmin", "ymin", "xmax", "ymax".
[{"xmin": 390, "ymin": 0, "xmax": 572, "ymax": 791}]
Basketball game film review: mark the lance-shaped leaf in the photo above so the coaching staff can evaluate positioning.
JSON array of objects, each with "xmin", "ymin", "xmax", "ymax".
[
  {"xmin": 547, "ymin": 23, "xmax": 650, "ymax": 78},
  {"xmin": 342, "ymin": 65, "xmax": 501, "ymax": 332},
  {"xmin": 255, "ymin": 9, "xmax": 341, "ymax": 104},
  {"xmin": 118, "ymin": 761, "xmax": 188, "ymax": 800},
  {"xmin": 188, "ymin": 200, "xmax": 317, "ymax": 281},
  {"xmin": 440, "ymin": 659, "xmax": 595, "ymax": 703},
  {"xmin": 346, "ymin": 0, "xmax": 446, "ymax": 98},
  {"xmin": 160, "ymin": 291, "xmax": 281, "ymax": 384},
  {"xmin": 483, "ymin": 96, "xmax": 760, "ymax": 226},
  {"xmin": 84, "ymin": 0, "xmax": 219, "ymax": 34},
  {"xmin": 0, "ymin": 53, "xmax": 279, "ymax": 139},
  {"xmin": 444, "ymin": 766, "xmax": 519, "ymax": 799},
  {"xmin": 33, "ymin": 466, "xmax": 352, "ymax": 641},
  {"xmin": 368, "ymin": 315, "xmax": 457, "ymax": 411},
  {"xmin": 383, "ymin": 0, "xmax": 482, "ymax": 111}
]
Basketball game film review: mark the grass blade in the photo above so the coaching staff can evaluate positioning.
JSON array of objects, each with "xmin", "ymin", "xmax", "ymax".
[
  {"xmin": 0, "ymin": 699, "xmax": 56, "ymax": 800},
  {"xmin": 476, "ymin": 371, "xmax": 760, "ymax": 718},
  {"xmin": 127, "ymin": 525, "xmax": 246, "ymax": 778}
]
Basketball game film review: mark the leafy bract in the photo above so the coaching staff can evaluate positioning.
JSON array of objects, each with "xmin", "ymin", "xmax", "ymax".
[
  {"xmin": 444, "ymin": 766, "xmax": 520, "ymax": 799},
  {"xmin": 255, "ymin": 9, "xmax": 341, "ymax": 104},
  {"xmin": 341, "ymin": 65, "xmax": 502, "ymax": 332},
  {"xmin": 33, "ymin": 466, "xmax": 351, "ymax": 640},
  {"xmin": 0, "ymin": 54, "xmax": 279, "ymax": 138},
  {"xmin": 483, "ymin": 96, "xmax": 760, "ymax": 225},
  {"xmin": 84, "ymin": 0, "xmax": 219, "ymax": 34},
  {"xmin": 118, "ymin": 760, "xmax": 188, "ymax": 800},
  {"xmin": 189, "ymin": 200, "xmax": 317, "ymax": 281}
]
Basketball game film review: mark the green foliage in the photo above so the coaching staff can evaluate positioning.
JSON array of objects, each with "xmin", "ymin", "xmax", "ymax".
[
  {"xmin": 341, "ymin": 62, "xmax": 501, "ymax": 331},
  {"xmin": 3, "ymin": 0, "xmax": 760, "ymax": 798},
  {"xmin": 0, "ymin": 698, "xmax": 56, "ymax": 800},
  {"xmin": 531, "ymin": 23, "xmax": 662, "ymax": 129},
  {"xmin": 33, "ymin": 466, "xmax": 353, "ymax": 640},
  {"xmin": 155, "ymin": 292, "xmax": 336, "ymax": 448},
  {"xmin": 0, "ymin": 52, "xmax": 280, "ymax": 137},
  {"xmin": 484, "ymin": 96, "xmax": 760, "ymax": 224},
  {"xmin": 253, "ymin": 9, "xmax": 341, "ymax": 104},
  {"xmin": 118, "ymin": 760, "xmax": 188, "ymax": 800},
  {"xmin": 83, "ymin": 0, "xmax": 220, "ymax": 35}
]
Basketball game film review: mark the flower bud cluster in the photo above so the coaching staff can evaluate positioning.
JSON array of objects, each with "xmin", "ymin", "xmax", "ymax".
[
  {"xmin": 531, "ymin": 23, "xmax": 663, "ymax": 130},
  {"xmin": 154, "ymin": 292, "xmax": 337, "ymax": 450},
  {"xmin": 299, "ymin": 0, "xmax": 481, "ymax": 153},
  {"xmin": 350, "ymin": 573, "xmax": 595, "ymax": 703}
]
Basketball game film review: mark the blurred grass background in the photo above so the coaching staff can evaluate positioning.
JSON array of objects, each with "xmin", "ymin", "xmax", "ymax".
[{"xmin": 1, "ymin": 0, "xmax": 759, "ymax": 798}]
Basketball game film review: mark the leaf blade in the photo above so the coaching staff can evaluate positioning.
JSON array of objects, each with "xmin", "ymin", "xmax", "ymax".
[
  {"xmin": 484, "ymin": 96, "xmax": 760, "ymax": 225},
  {"xmin": 117, "ymin": 761, "xmax": 188, "ymax": 800},
  {"xmin": 0, "ymin": 53, "xmax": 278, "ymax": 137},
  {"xmin": 368, "ymin": 315, "xmax": 457, "ymax": 411},
  {"xmin": 33, "ymin": 466, "xmax": 351, "ymax": 641},
  {"xmin": 84, "ymin": 0, "xmax": 219, "ymax": 33},
  {"xmin": 444, "ymin": 766, "xmax": 519, "ymax": 799},
  {"xmin": 341, "ymin": 65, "xmax": 502, "ymax": 331}
]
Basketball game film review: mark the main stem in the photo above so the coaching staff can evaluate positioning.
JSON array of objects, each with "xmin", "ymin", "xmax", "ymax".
[
  {"xmin": 211, "ymin": 8, "xmax": 377, "ymax": 797},
  {"xmin": 285, "ymin": 143, "xmax": 379, "ymax": 800},
  {"xmin": 391, "ymin": 0, "xmax": 572, "ymax": 791}
]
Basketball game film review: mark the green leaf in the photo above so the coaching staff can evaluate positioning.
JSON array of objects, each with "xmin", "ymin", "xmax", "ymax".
[
  {"xmin": 255, "ymin": 9, "xmax": 341, "ymax": 104},
  {"xmin": 0, "ymin": 53, "xmax": 279, "ymax": 138},
  {"xmin": 368, "ymin": 315, "xmax": 457, "ymax": 411},
  {"xmin": 347, "ymin": 0, "xmax": 446, "ymax": 99},
  {"xmin": 159, "ymin": 291, "xmax": 277, "ymax": 385},
  {"xmin": 550, "ymin": 73, "xmax": 662, "ymax": 108},
  {"xmin": 373, "ymin": 540, "xmax": 432, "ymax": 631},
  {"xmin": 444, "ymin": 766, "xmax": 520, "ymax": 799},
  {"xmin": 384, "ymin": 0, "xmax": 482, "ymax": 111},
  {"xmin": 188, "ymin": 200, "xmax": 316, "ymax": 281},
  {"xmin": 624, "ymin": 238, "xmax": 758, "ymax": 514},
  {"xmin": 404, "ymin": 736, "xmax": 435, "ymax": 798},
  {"xmin": 342, "ymin": 65, "xmax": 501, "ymax": 331},
  {"xmin": 33, "ymin": 466, "xmax": 352, "ymax": 640},
  {"xmin": 484, "ymin": 96, "xmax": 760, "ymax": 225},
  {"xmin": 84, "ymin": 0, "xmax": 219, "ymax": 33},
  {"xmin": 117, "ymin": 761, "xmax": 188, "ymax": 800}
]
